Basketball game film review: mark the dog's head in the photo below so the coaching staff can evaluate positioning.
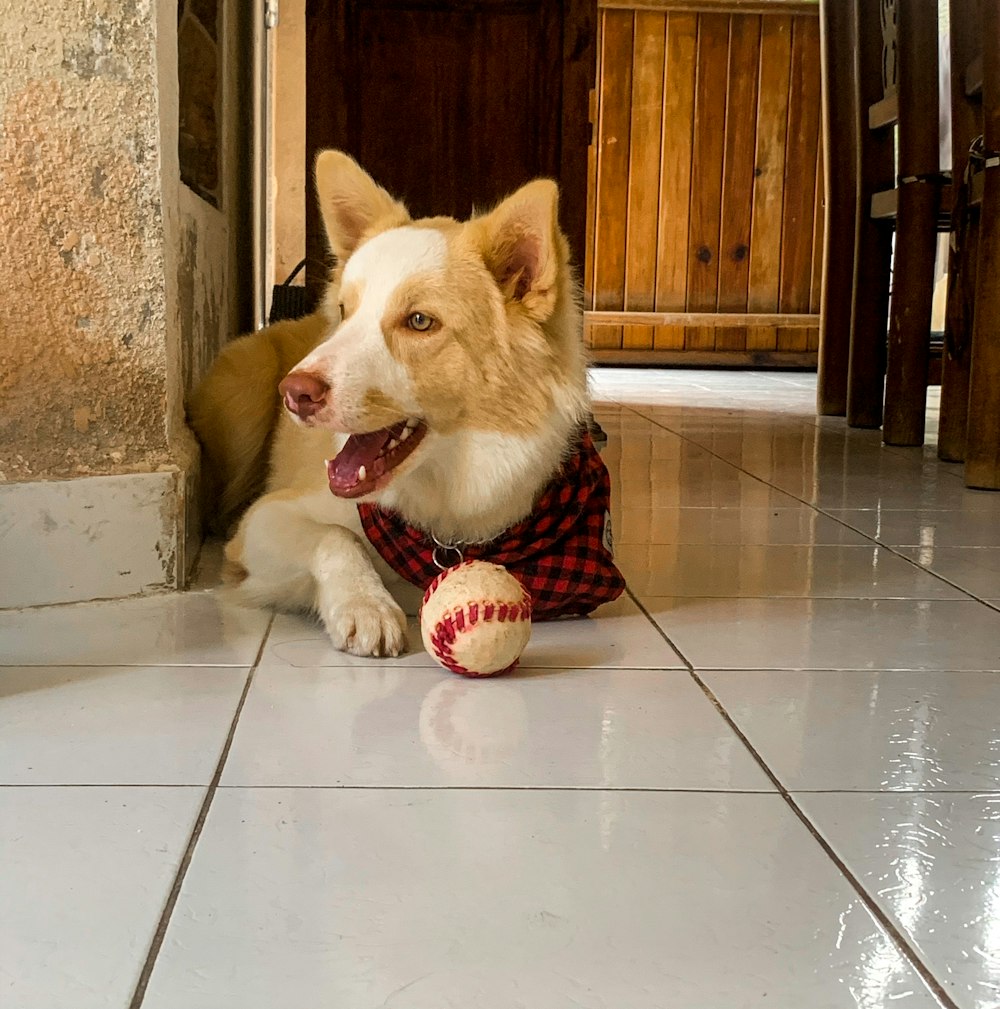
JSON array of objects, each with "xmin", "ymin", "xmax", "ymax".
[{"xmin": 279, "ymin": 150, "xmax": 586, "ymax": 501}]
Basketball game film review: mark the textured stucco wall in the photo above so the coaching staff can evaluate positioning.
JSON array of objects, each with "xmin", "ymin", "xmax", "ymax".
[
  {"xmin": 0, "ymin": 0, "xmax": 172, "ymax": 481},
  {"xmin": 0, "ymin": 0, "xmax": 251, "ymax": 601},
  {"xmin": 0, "ymin": 0, "xmax": 248, "ymax": 485}
]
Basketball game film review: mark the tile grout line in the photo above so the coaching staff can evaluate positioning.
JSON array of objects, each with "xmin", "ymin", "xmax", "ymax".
[
  {"xmin": 1, "ymin": 782, "xmax": 997, "ymax": 794},
  {"xmin": 619, "ymin": 404, "xmax": 1000, "ymax": 610},
  {"xmin": 624, "ymin": 586, "xmax": 962, "ymax": 1009},
  {"xmin": 126, "ymin": 612, "xmax": 275, "ymax": 1009}
]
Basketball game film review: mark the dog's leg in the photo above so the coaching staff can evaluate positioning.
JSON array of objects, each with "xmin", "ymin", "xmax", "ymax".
[
  {"xmin": 310, "ymin": 527, "xmax": 408, "ymax": 657},
  {"xmin": 228, "ymin": 491, "xmax": 407, "ymax": 658}
]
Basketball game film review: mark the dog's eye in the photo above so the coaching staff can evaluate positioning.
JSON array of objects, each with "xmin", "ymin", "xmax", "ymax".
[{"xmin": 407, "ymin": 312, "xmax": 435, "ymax": 332}]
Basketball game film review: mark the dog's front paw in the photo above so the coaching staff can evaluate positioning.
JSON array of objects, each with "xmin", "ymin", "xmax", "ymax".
[{"xmin": 324, "ymin": 596, "xmax": 408, "ymax": 658}]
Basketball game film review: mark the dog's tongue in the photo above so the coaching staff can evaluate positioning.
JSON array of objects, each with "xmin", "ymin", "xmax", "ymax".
[{"xmin": 327, "ymin": 419, "xmax": 426, "ymax": 498}]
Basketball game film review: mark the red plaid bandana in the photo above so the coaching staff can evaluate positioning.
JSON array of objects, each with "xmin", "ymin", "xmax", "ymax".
[{"xmin": 357, "ymin": 432, "xmax": 626, "ymax": 620}]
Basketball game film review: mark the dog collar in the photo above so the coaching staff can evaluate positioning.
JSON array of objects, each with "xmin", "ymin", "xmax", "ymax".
[{"xmin": 357, "ymin": 432, "xmax": 626, "ymax": 620}]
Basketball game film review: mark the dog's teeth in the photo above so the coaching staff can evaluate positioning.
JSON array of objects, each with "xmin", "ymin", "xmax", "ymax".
[
  {"xmin": 405, "ymin": 418, "xmax": 418, "ymax": 430},
  {"xmin": 387, "ymin": 438, "xmax": 399, "ymax": 451},
  {"xmin": 357, "ymin": 465, "xmax": 367, "ymax": 482},
  {"xmin": 399, "ymin": 427, "xmax": 411, "ymax": 442}
]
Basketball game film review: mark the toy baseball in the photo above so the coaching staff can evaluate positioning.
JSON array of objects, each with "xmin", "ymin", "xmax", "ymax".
[{"xmin": 420, "ymin": 560, "xmax": 532, "ymax": 677}]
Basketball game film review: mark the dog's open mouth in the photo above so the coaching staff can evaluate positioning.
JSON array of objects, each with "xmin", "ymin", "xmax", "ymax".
[{"xmin": 327, "ymin": 418, "xmax": 427, "ymax": 498}]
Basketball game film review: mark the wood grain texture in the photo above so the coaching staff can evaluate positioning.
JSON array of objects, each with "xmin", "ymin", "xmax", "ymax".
[
  {"xmin": 779, "ymin": 15, "xmax": 822, "ymax": 316},
  {"xmin": 938, "ymin": 0, "xmax": 984, "ymax": 461},
  {"xmin": 625, "ymin": 12, "xmax": 665, "ymax": 310},
  {"xmin": 584, "ymin": 80, "xmax": 599, "ymax": 309},
  {"xmin": 623, "ymin": 11, "xmax": 666, "ymax": 349},
  {"xmin": 685, "ymin": 12, "xmax": 730, "ymax": 349},
  {"xmin": 588, "ymin": 310, "xmax": 818, "ymax": 325},
  {"xmin": 716, "ymin": 13, "xmax": 762, "ymax": 351},
  {"xmin": 562, "ymin": 0, "xmax": 600, "ymax": 275},
  {"xmin": 806, "ymin": 127, "xmax": 826, "ymax": 359},
  {"xmin": 748, "ymin": 15, "xmax": 792, "ymax": 315},
  {"xmin": 585, "ymin": 6, "xmax": 822, "ymax": 362},
  {"xmin": 964, "ymin": 0, "xmax": 1000, "ymax": 488},
  {"xmin": 810, "ymin": 128, "xmax": 825, "ymax": 314},
  {"xmin": 654, "ymin": 11, "xmax": 698, "ymax": 350},
  {"xmin": 592, "ymin": 8, "xmax": 634, "ymax": 324},
  {"xmin": 883, "ymin": 0, "xmax": 941, "ymax": 446},
  {"xmin": 306, "ymin": 0, "xmax": 594, "ymax": 292},
  {"xmin": 816, "ymin": 0, "xmax": 855, "ymax": 415},
  {"xmin": 588, "ymin": 323, "xmax": 626, "ymax": 350},
  {"xmin": 589, "ymin": 348, "xmax": 819, "ymax": 366},
  {"xmin": 601, "ymin": 0, "xmax": 819, "ymax": 12},
  {"xmin": 847, "ymin": 0, "xmax": 895, "ymax": 428}
]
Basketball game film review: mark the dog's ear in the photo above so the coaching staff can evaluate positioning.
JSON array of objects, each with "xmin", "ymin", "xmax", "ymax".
[
  {"xmin": 314, "ymin": 150, "xmax": 409, "ymax": 262},
  {"xmin": 478, "ymin": 179, "xmax": 561, "ymax": 321}
]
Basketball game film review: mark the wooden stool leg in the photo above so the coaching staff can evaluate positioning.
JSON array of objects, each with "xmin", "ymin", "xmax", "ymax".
[
  {"xmin": 847, "ymin": 0, "xmax": 893, "ymax": 429},
  {"xmin": 882, "ymin": 0, "xmax": 941, "ymax": 447},
  {"xmin": 883, "ymin": 183, "xmax": 941, "ymax": 445},
  {"xmin": 817, "ymin": 0, "xmax": 858, "ymax": 416},
  {"xmin": 938, "ymin": 0, "xmax": 983, "ymax": 462},
  {"xmin": 939, "ymin": 214, "xmax": 979, "ymax": 460},
  {"xmin": 965, "ymin": 0, "xmax": 1000, "ymax": 489}
]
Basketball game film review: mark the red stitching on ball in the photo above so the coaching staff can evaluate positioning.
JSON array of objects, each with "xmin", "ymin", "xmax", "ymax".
[{"xmin": 428, "ymin": 588, "xmax": 531, "ymax": 677}]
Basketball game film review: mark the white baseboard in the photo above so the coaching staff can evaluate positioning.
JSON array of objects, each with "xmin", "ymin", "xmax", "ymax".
[{"xmin": 0, "ymin": 467, "xmax": 197, "ymax": 609}]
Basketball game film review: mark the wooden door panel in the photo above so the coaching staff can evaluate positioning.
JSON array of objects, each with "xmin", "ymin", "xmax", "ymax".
[
  {"xmin": 306, "ymin": 0, "xmax": 595, "ymax": 294},
  {"xmin": 585, "ymin": 4, "xmax": 822, "ymax": 363}
]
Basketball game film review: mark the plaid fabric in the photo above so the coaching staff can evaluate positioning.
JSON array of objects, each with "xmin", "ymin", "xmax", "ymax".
[{"xmin": 357, "ymin": 431, "xmax": 626, "ymax": 620}]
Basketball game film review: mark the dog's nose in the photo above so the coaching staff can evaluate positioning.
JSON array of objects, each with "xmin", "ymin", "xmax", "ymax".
[{"xmin": 279, "ymin": 371, "xmax": 329, "ymax": 419}]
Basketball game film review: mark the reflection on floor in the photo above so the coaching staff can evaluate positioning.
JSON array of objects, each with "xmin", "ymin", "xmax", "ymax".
[{"xmin": 2, "ymin": 369, "xmax": 999, "ymax": 1008}]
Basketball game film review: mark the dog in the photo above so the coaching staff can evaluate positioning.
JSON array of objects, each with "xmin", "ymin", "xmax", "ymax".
[{"xmin": 189, "ymin": 151, "xmax": 624, "ymax": 658}]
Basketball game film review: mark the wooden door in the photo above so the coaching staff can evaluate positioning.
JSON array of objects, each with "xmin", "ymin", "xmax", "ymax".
[
  {"xmin": 305, "ymin": 0, "xmax": 596, "ymax": 294},
  {"xmin": 585, "ymin": 2, "xmax": 825, "ymax": 366}
]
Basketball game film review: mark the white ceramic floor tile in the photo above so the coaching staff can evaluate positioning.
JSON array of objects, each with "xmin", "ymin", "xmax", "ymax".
[
  {"xmin": 617, "ymin": 543, "xmax": 962, "ymax": 599},
  {"xmin": 603, "ymin": 451, "xmax": 804, "ymax": 509},
  {"xmin": 801, "ymin": 475, "xmax": 1000, "ymax": 511},
  {"xmin": 263, "ymin": 593, "xmax": 683, "ymax": 670},
  {"xmin": 897, "ymin": 546, "xmax": 1000, "ymax": 600},
  {"xmin": 797, "ymin": 792, "xmax": 1000, "ymax": 1009},
  {"xmin": 828, "ymin": 509, "xmax": 1000, "ymax": 548},
  {"xmin": 0, "ymin": 590, "xmax": 270, "ymax": 666},
  {"xmin": 0, "ymin": 786, "xmax": 202, "ymax": 1009},
  {"xmin": 222, "ymin": 665, "xmax": 770, "ymax": 789},
  {"xmin": 141, "ymin": 789, "xmax": 939, "ymax": 1009},
  {"xmin": 0, "ymin": 665, "xmax": 247, "ymax": 784},
  {"xmin": 641, "ymin": 596, "xmax": 1000, "ymax": 670},
  {"xmin": 8, "ymin": 368, "xmax": 997, "ymax": 1007},
  {"xmin": 614, "ymin": 505, "xmax": 869, "ymax": 546},
  {"xmin": 705, "ymin": 668, "xmax": 1000, "ymax": 790}
]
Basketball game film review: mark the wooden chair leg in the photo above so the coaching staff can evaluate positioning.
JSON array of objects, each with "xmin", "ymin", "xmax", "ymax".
[
  {"xmin": 883, "ymin": 183, "xmax": 941, "ymax": 445},
  {"xmin": 882, "ymin": 0, "xmax": 941, "ymax": 447},
  {"xmin": 939, "ymin": 211, "xmax": 979, "ymax": 461},
  {"xmin": 846, "ymin": 0, "xmax": 893, "ymax": 429},
  {"xmin": 817, "ymin": 0, "xmax": 858, "ymax": 416},
  {"xmin": 965, "ymin": 0, "xmax": 1000, "ymax": 489},
  {"xmin": 938, "ymin": 0, "xmax": 983, "ymax": 462}
]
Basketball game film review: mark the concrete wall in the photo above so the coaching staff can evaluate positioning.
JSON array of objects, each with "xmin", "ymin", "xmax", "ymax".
[{"xmin": 0, "ymin": 0, "xmax": 251, "ymax": 607}]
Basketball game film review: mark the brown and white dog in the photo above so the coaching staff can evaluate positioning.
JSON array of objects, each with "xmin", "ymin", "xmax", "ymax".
[{"xmin": 189, "ymin": 151, "xmax": 619, "ymax": 658}]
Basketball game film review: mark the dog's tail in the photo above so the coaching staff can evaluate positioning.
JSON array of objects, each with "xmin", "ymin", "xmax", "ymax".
[{"xmin": 188, "ymin": 312, "xmax": 329, "ymax": 535}]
